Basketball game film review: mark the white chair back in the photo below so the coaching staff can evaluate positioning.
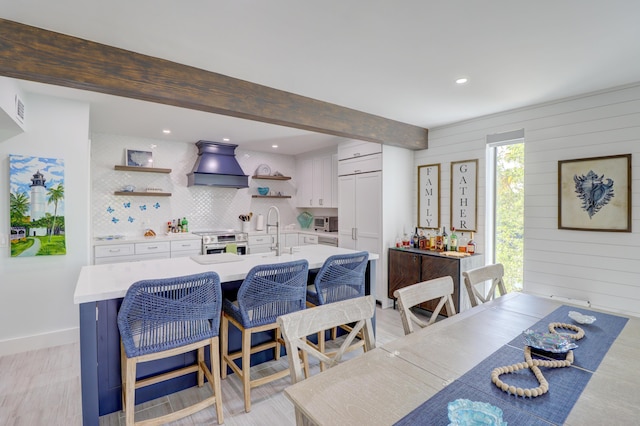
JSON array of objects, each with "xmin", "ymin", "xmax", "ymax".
[
  {"xmin": 393, "ymin": 276, "xmax": 456, "ymax": 335},
  {"xmin": 462, "ymin": 263, "xmax": 507, "ymax": 308},
  {"xmin": 277, "ymin": 295, "xmax": 376, "ymax": 384}
]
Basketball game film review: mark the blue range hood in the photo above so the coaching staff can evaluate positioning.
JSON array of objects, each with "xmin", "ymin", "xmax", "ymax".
[{"xmin": 187, "ymin": 140, "xmax": 249, "ymax": 188}]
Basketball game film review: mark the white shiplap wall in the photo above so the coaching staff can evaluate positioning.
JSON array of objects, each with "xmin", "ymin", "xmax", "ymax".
[{"xmin": 415, "ymin": 83, "xmax": 640, "ymax": 317}]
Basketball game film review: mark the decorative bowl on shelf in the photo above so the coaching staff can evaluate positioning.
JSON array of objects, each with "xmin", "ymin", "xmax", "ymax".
[{"xmin": 257, "ymin": 187, "xmax": 269, "ymax": 196}]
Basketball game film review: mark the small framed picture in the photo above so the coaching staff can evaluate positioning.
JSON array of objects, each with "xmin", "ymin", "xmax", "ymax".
[{"xmin": 126, "ymin": 149, "xmax": 153, "ymax": 168}]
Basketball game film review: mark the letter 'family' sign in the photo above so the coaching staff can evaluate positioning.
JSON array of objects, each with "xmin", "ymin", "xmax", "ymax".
[
  {"xmin": 450, "ymin": 159, "xmax": 477, "ymax": 232},
  {"xmin": 418, "ymin": 164, "xmax": 440, "ymax": 229}
]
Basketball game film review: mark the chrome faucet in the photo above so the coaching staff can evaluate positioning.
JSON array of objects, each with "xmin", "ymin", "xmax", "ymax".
[{"xmin": 267, "ymin": 205, "xmax": 282, "ymax": 256}]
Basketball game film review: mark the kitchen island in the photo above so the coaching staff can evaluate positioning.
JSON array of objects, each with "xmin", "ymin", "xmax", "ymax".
[{"xmin": 74, "ymin": 245, "xmax": 378, "ymax": 425}]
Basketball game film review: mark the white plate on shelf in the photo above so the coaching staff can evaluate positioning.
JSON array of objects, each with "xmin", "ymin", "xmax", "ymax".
[{"xmin": 255, "ymin": 164, "xmax": 271, "ymax": 176}]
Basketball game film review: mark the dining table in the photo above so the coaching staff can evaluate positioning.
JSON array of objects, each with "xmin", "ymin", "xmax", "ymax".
[{"xmin": 283, "ymin": 292, "xmax": 639, "ymax": 425}]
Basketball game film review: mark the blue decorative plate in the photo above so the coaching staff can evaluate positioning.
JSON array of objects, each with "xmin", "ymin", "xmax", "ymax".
[{"xmin": 448, "ymin": 399, "xmax": 507, "ymax": 426}]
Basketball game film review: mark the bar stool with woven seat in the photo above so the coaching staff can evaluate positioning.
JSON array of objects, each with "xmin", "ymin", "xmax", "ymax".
[
  {"xmin": 220, "ymin": 259, "xmax": 309, "ymax": 412},
  {"xmin": 117, "ymin": 272, "xmax": 224, "ymax": 426},
  {"xmin": 306, "ymin": 251, "xmax": 369, "ymax": 370}
]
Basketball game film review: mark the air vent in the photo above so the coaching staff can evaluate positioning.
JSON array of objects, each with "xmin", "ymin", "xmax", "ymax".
[{"xmin": 15, "ymin": 95, "xmax": 25, "ymax": 124}]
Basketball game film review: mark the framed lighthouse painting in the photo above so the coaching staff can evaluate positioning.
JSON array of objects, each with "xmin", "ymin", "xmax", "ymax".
[{"xmin": 9, "ymin": 155, "xmax": 66, "ymax": 257}]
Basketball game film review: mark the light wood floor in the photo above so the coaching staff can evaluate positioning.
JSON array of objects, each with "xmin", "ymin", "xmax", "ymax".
[{"xmin": 0, "ymin": 306, "xmax": 411, "ymax": 426}]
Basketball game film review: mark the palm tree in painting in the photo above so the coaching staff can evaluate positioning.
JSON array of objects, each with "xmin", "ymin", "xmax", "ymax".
[
  {"xmin": 47, "ymin": 184, "xmax": 64, "ymax": 242},
  {"xmin": 10, "ymin": 192, "xmax": 30, "ymax": 225}
]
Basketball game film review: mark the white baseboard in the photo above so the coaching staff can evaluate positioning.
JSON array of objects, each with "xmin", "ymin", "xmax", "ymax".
[{"xmin": 0, "ymin": 327, "xmax": 79, "ymax": 357}]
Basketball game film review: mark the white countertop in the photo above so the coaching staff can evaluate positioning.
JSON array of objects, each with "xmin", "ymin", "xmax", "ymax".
[{"xmin": 74, "ymin": 245, "xmax": 377, "ymax": 304}]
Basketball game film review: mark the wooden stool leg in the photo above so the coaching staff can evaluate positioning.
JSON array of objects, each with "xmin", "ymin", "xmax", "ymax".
[
  {"xmin": 124, "ymin": 357, "xmax": 137, "ymax": 426},
  {"xmin": 275, "ymin": 327, "xmax": 281, "ymax": 360},
  {"xmin": 210, "ymin": 338, "xmax": 224, "ymax": 425},
  {"xmin": 197, "ymin": 347, "xmax": 204, "ymax": 387},
  {"xmin": 220, "ymin": 314, "xmax": 229, "ymax": 379},
  {"xmin": 318, "ymin": 330, "xmax": 326, "ymax": 372},
  {"xmin": 120, "ymin": 341, "xmax": 127, "ymax": 412},
  {"xmin": 242, "ymin": 328, "xmax": 252, "ymax": 412}
]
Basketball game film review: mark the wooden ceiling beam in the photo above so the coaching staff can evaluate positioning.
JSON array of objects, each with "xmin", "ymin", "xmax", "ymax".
[{"xmin": 0, "ymin": 19, "xmax": 428, "ymax": 149}]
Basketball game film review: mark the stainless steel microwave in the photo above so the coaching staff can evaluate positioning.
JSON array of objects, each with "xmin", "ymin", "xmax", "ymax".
[{"xmin": 314, "ymin": 216, "xmax": 338, "ymax": 232}]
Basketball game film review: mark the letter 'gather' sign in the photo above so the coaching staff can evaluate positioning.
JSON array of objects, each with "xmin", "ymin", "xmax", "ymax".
[{"xmin": 450, "ymin": 159, "xmax": 477, "ymax": 232}]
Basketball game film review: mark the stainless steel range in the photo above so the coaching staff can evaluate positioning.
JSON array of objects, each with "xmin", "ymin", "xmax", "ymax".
[{"xmin": 193, "ymin": 230, "xmax": 248, "ymax": 255}]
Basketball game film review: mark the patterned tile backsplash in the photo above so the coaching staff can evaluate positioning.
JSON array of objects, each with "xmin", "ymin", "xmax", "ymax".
[{"xmin": 91, "ymin": 134, "xmax": 303, "ymax": 238}]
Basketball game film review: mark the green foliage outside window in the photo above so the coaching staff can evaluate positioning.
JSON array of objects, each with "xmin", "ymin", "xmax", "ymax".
[{"xmin": 495, "ymin": 143, "xmax": 524, "ymax": 292}]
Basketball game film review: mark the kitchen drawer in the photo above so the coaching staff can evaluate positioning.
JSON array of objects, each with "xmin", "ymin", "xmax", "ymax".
[
  {"xmin": 338, "ymin": 153, "xmax": 381, "ymax": 176},
  {"xmin": 338, "ymin": 140, "xmax": 381, "ymax": 160},
  {"xmin": 299, "ymin": 234, "xmax": 318, "ymax": 245},
  {"xmin": 249, "ymin": 235, "xmax": 275, "ymax": 246},
  {"xmin": 94, "ymin": 244, "xmax": 134, "ymax": 258},
  {"xmin": 170, "ymin": 249, "xmax": 201, "ymax": 258},
  {"xmin": 134, "ymin": 241, "xmax": 171, "ymax": 255},
  {"xmin": 170, "ymin": 239, "xmax": 202, "ymax": 252}
]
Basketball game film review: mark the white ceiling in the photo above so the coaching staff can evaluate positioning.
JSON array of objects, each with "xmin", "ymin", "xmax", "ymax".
[{"xmin": 3, "ymin": 1, "xmax": 640, "ymax": 155}]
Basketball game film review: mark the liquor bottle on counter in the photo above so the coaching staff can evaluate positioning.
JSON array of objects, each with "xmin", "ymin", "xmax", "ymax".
[
  {"xmin": 419, "ymin": 229, "xmax": 427, "ymax": 250},
  {"xmin": 167, "ymin": 221, "xmax": 172, "ymax": 234},
  {"xmin": 429, "ymin": 231, "xmax": 436, "ymax": 250},
  {"xmin": 458, "ymin": 232, "xmax": 468, "ymax": 252},
  {"xmin": 442, "ymin": 226, "xmax": 449, "ymax": 251},
  {"xmin": 412, "ymin": 227, "xmax": 420, "ymax": 248},
  {"xmin": 450, "ymin": 227, "xmax": 458, "ymax": 252},
  {"xmin": 435, "ymin": 228, "xmax": 443, "ymax": 251},
  {"xmin": 181, "ymin": 217, "xmax": 189, "ymax": 233},
  {"xmin": 467, "ymin": 232, "xmax": 476, "ymax": 254}
]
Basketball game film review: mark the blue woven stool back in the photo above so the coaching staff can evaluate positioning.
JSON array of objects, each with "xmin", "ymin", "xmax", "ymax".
[
  {"xmin": 312, "ymin": 251, "xmax": 368, "ymax": 305},
  {"xmin": 227, "ymin": 259, "xmax": 309, "ymax": 328},
  {"xmin": 118, "ymin": 272, "xmax": 222, "ymax": 358}
]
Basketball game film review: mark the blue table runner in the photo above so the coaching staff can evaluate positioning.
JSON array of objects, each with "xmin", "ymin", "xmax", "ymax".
[{"xmin": 394, "ymin": 305, "xmax": 628, "ymax": 425}]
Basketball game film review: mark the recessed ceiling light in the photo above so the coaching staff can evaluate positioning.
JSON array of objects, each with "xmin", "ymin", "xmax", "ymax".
[
  {"xmin": 272, "ymin": 144, "xmax": 279, "ymax": 149},
  {"xmin": 456, "ymin": 77, "xmax": 469, "ymax": 85},
  {"xmin": 223, "ymin": 138, "xmax": 230, "ymax": 142},
  {"xmin": 162, "ymin": 129, "xmax": 171, "ymax": 134}
]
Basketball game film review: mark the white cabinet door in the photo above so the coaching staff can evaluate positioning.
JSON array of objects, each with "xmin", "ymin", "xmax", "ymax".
[
  {"xmin": 296, "ymin": 158, "xmax": 313, "ymax": 208},
  {"xmin": 285, "ymin": 233, "xmax": 299, "ymax": 247},
  {"xmin": 338, "ymin": 174, "xmax": 357, "ymax": 250},
  {"xmin": 331, "ymin": 154, "xmax": 338, "ymax": 208},
  {"xmin": 297, "ymin": 153, "xmax": 337, "ymax": 207}
]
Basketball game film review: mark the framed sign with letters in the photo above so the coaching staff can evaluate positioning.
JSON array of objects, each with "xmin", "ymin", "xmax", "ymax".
[
  {"xmin": 418, "ymin": 164, "xmax": 440, "ymax": 229},
  {"xmin": 450, "ymin": 159, "xmax": 477, "ymax": 232}
]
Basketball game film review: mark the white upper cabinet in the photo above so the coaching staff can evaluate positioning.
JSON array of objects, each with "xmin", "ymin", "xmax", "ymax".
[
  {"xmin": 296, "ymin": 150, "xmax": 338, "ymax": 208},
  {"xmin": 337, "ymin": 140, "xmax": 382, "ymax": 161}
]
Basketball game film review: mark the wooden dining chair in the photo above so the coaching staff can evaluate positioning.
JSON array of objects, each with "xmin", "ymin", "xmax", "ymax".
[
  {"xmin": 117, "ymin": 272, "xmax": 224, "ymax": 425},
  {"xmin": 462, "ymin": 263, "xmax": 507, "ymax": 308},
  {"xmin": 277, "ymin": 295, "xmax": 376, "ymax": 384},
  {"xmin": 393, "ymin": 276, "xmax": 456, "ymax": 335}
]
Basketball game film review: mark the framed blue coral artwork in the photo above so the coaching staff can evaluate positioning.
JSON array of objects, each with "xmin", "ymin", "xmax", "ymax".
[{"xmin": 558, "ymin": 154, "xmax": 631, "ymax": 232}]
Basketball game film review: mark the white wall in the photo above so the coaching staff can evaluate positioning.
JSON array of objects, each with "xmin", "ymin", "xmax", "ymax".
[
  {"xmin": 381, "ymin": 144, "xmax": 414, "ymax": 307},
  {"xmin": 0, "ymin": 93, "xmax": 90, "ymax": 355},
  {"xmin": 416, "ymin": 83, "xmax": 640, "ymax": 317}
]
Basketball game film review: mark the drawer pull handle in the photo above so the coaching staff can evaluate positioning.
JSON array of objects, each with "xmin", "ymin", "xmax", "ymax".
[
  {"xmin": 147, "ymin": 246, "xmax": 158, "ymax": 249},
  {"xmin": 109, "ymin": 249, "xmax": 121, "ymax": 253}
]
